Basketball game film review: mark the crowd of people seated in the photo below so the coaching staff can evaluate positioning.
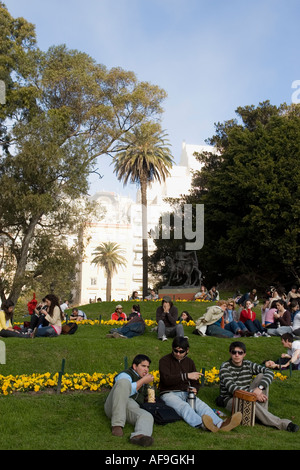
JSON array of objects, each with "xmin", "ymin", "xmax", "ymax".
[
  {"xmin": 194, "ymin": 285, "xmax": 220, "ymax": 301},
  {"xmin": 2, "ymin": 283, "xmax": 299, "ymax": 347}
]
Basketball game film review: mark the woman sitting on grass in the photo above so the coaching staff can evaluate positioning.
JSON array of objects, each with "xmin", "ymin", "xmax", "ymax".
[
  {"xmin": 34, "ymin": 294, "xmax": 64, "ymax": 337},
  {"xmin": 239, "ymin": 300, "xmax": 269, "ymax": 336},
  {"xmin": 0, "ymin": 299, "xmax": 32, "ymax": 338},
  {"xmin": 224, "ymin": 299, "xmax": 250, "ymax": 336}
]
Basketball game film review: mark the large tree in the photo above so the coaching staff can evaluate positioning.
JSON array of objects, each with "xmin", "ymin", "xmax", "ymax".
[
  {"xmin": 112, "ymin": 121, "xmax": 173, "ymax": 297},
  {"xmin": 184, "ymin": 101, "xmax": 300, "ymax": 288},
  {"xmin": 0, "ymin": 4, "xmax": 167, "ymax": 303},
  {"xmin": 91, "ymin": 242, "xmax": 126, "ymax": 301}
]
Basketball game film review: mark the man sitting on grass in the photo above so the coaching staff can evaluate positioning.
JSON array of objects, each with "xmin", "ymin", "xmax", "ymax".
[
  {"xmin": 218, "ymin": 341, "xmax": 299, "ymax": 432},
  {"xmin": 104, "ymin": 354, "xmax": 154, "ymax": 447},
  {"xmin": 158, "ymin": 336, "xmax": 242, "ymax": 432}
]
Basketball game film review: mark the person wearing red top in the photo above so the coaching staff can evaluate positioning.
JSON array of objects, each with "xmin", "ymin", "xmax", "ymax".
[
  {"xmin": 111, "ymin": 305, "xmax": 127, "ymax": 321},
  {"xmin": 240, "ymin": 300, "xmax": 269, "ymax": 336}
]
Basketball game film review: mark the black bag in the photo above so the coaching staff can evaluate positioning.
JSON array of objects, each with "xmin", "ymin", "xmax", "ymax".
[
  {"xmin": 62, "ymin": 322, "xmax": 78, "ymax": 335},
  {"xmin": 141, "ymin": 398, "xmax": 182, "ymax": 425}
]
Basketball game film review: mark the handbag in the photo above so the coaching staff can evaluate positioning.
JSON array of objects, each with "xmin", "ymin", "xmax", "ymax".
[{"xmin": 141, "ymin": 398, "xmax": 182, "ymax": 425}]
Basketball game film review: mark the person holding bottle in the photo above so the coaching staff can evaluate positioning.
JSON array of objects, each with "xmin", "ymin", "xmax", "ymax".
[{"xmin": 158, "ymin": 336, "xmax": 242, "ymax": 432}]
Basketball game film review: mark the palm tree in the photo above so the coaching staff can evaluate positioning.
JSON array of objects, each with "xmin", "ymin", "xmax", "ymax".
[
  {"xmin": 91, "ymin": 242, "xmax": 126, "ymax": 301},
  {"xmin": 112, "ymin": 121, "xmax": 174, "ymax": 298}
]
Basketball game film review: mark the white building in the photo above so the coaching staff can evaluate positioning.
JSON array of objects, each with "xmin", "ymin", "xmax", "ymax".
[{"xmin": 75, "ymin": 142, "xmax": 211, "ymax": 303}]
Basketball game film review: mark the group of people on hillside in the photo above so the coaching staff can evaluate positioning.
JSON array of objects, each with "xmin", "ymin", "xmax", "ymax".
[
  {"xmin": 194, "ymin": 285, "xmax": 220, "ymax": 301},
  {"xmin": 1, "ymin": 285, "xmax": 299, "ymax": 448},
  {"xmin": 129, "ymin": 290, "xmax": 159, "ymax": 301},
  {"xmin": 106, "ymin": 286, "xmax": 300, "ymax": 343},
  {"xmin": 0, "ymin": 294, "xmax": 64, "ymax": 338},
  {"xmin": 105, "ymin": 336, "xmax": 299, "ymax": 448},
  {"xmin": 0, "ymin": 294, "xmax": 88, "ymax": 339},
  {"xmin": 104, "ymin": 287, "xmax": 300, "ymax": 446}
]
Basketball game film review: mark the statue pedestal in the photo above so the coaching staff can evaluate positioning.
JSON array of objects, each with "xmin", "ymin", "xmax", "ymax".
[{"xmin": 158, "ymin": 288, "xmax": 199, "ymax": 301}]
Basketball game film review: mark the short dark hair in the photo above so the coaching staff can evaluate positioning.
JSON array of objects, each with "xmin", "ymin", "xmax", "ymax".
[
  {"xmin": 172, "ymin": 336, "xmax": 189, "ymax": 351},
  {"xmin": 281, "ymin": 333, "xmax": 293, "ymax": 342},
  {"xmin": 229, "ymin": 341, "xmax": 246, "ymax": 353},
  {"xmin": 290, "ymin": 299, "xmax": 300, "ymax": 309},
  {"xmin": 132, "ymin": 354, "xmax": 151, "ymax": 366}
]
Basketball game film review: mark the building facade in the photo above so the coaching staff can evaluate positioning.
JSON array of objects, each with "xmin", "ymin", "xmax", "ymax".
[{"xmin": 75, "ymin": 142, "xmax": 210, "ymax": 303}]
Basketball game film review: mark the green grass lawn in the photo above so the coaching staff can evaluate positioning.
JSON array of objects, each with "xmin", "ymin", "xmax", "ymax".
[{"xmin": 0, "ymin": 299, "xmax": 299, "ymax": 451}]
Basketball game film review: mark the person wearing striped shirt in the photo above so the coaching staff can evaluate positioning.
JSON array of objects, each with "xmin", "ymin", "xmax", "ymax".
[{"xmin": 218, "ymin": 341, "xmax": 299, "ymax": 432}]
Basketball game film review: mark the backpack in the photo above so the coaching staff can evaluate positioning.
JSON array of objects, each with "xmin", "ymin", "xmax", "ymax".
[
  {"xmin": 62, "ymin": 322, "xmax": 78, "ymax": 335},
  {"xmin": 141, "ymin": 398, "xmax": 182, "ymax": 425}
]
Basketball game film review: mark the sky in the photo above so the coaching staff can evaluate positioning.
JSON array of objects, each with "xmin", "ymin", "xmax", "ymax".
[{"xmin": 6, "ymin": 0, "xmax": 300, "ymax": 199}]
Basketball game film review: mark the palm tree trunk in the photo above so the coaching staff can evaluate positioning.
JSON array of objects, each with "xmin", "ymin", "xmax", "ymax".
[
  {"xmin": 140, "ymin": 179, "xmax": 148, "ymax": 299},
  {"xmin": 106, "ymin": 270, "xmax": 112, "ymax": 302}
]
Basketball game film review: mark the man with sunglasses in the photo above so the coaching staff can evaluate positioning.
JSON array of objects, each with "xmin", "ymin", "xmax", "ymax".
[
  {"xmin": 218, "ymin": 341, "xmax": 299, "ymax": 432},
  {"xmin": 158, "ymin": 337, "xmax": 242, "ymax": 432}
]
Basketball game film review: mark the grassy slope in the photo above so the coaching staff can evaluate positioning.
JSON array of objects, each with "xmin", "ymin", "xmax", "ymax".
[{"xmin": 0, "ymin": 299, "xmax": 298, "ymax": 451}]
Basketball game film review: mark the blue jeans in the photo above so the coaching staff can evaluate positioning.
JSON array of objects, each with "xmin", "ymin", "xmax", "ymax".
[
  {"xmin": 225, "ymin": 321, "xmax": 247, "ymax": 334},
  {"xmin": 114, "ymin": 322, "xmax": 145, "ymax": 338},
  {"xmin": 35, "ymin": 326, "xmax": 57, "ymax": 337},
  {"xmin": 244, "ymin": 319, "xmax": 264, "ymax": 333},
  {"xmin": 160, "ymin": 391, "xmax": 223, "ymax": 428},
  {"xmin": 206, "ymin": 324, "xmax": 234, "ymax": 337}
]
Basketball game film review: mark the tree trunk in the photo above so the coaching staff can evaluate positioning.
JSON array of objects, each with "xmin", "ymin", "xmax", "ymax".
[
  {"xmin": 106, "ymin": 270, "xmax": 112, "ymax": 302},
  {"xmin": 140, "ymin": 179, "xmax": 148, "ymax": 299},
  {"xmin": 9, "ymin": 214, "xmax": 41, "ymax": 304}
]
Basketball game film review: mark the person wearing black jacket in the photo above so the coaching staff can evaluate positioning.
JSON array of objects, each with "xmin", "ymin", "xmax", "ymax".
[
  {"xmin": 158, "ymin": 337, "xmax": 242, "ymax": 432},
  {"xmin": 156, "ymin": 296, "xmax": 184, "ymax": 341}
]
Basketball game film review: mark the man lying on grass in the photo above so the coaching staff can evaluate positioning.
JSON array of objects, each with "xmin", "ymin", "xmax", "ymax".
[{"xmin": 265, "ymin": 333, "xmax": 300, "ymax": 371}]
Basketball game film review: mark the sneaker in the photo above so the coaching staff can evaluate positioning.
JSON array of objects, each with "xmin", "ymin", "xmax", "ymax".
[
  {"xmin": 287, "ymin": 422, "xmax": 299, "ymax": 432},
  {"xmin": 130, "ymin": 434, "xmax": 154, "ymax": 447},
  {"xmin": 261, "ymin": 332, "xmax": 271, "ymax": 337},
  {"xmin": 161, "ymin": 335, "xmax": 168, "ymax": 341}
]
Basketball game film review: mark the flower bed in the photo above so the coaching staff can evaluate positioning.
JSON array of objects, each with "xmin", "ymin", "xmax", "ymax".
[{"xmin": 0, "ymin": 368, "xmax": 287, "ymax": 395}]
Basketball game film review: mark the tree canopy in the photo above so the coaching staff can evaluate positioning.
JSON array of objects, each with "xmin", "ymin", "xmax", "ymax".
[
  {"xmin": 150, "ymin": 101, "xmax": 300, "ymax": 290},
  {"xmin": 187, "ymin": 101, "xmax": 300, "ymax": 288},
  {"xmin": 0, "ymin": 3, "xmax": 167, "ymax": 302}
]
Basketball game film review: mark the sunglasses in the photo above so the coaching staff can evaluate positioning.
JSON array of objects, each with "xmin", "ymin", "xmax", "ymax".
[
  {"xmin": 173, "ymin": 348, "xmax": 186, "ymax": 354},
  {"xmin": 231, "ymin": 350, "xmax": 244, "ymax": 355}
]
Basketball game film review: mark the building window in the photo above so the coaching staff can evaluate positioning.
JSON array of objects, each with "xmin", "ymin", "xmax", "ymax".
[{"xmin": 91, "ymin": 277, "xmax": 97, "ymax": 286}]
